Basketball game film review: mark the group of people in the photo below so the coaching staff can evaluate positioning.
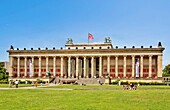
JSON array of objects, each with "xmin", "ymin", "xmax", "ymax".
[
  {"xmin": 8, "ymin": 80, "xmax": 18, "ymax": 88},
  {"xmin": 123, "ymin": 83, "xmax": 138, "ymax": 90},
  {"xmin": 9, "ymin": 80, "xmax": 39, "ymax": 88}
]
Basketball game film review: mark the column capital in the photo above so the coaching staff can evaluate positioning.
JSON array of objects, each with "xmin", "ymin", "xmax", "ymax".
[
  {"xmin": 38, "ymin": 56, "xmax": 41, "ymax": 58},
  {"xmin": 45, "ymin": 56, "xmax": 49, "ymax": 58},
  {"xmin": 149, "ymin": 55, "xmax": 153, "ymax": 57},
  {"xmin": 158, "ymin": 54, "xmax": 163, "ymax": 56},
  {"xmin": 53, "ymin": 56, "xmax": 56, "ymax": 60},
  {"xmin": 76, "ymin": 56, "xmax": 79, "ymax": 58},
  {"xmin": 131, "ymin": 55, "xmax": 135, "ymax": 58},
  {"xmin": 123, "ymin": 55, "xmax": 127, "ymax": 57},
  {"xmin": 140, "ymin": 55, "xmax": 144, "ymax": 57},
  {"xmin": 115, "ymin": 55, "xmax": 119, "ymax": 58}
]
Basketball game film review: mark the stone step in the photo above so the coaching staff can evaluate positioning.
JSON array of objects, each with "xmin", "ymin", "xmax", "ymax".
[{"xmin": 52, "ymin": 78, "xmax": 105, "ymax": 85}]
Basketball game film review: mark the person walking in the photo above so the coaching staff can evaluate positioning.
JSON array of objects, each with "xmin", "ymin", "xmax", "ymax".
[
  {"xmin": 35, "ymin": 81, "xmax": 38, "ymax": 87},
  {"xmin": 15, "ymin": 80, "xmax": 19, "ymax": 88},
  {"xmin": 8, "ymin": 80, "xmax": 12, "ymax": 88}
]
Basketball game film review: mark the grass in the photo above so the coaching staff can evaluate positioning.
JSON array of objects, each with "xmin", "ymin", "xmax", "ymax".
[
  {"xmin": 43, "ymin": 84, "xmax": 170, "ymax": 89},
  {"xmin": 0, "ymin": 85, "xmax": 170, "ymax": 110}
]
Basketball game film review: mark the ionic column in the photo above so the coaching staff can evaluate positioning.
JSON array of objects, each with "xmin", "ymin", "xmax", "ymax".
[
  {"xmin": 157, "ymin": 55, "xmax": 163, "ymax": 77},
  {"xmin": 107, "ymin": 56, "xmax": 110, "ymax": 76},
  {"xmin": 53, "ymin": 56, "xmax": 56, "ymax": 77},
  {"xmin": 39, "ymin": 56, "xmax": 41, "ymax": 77},
  {"xmin": 17, "ymin": 57, "xmax": 20, "ymax": 77},
  {"xmin": 76, "ymin": 56, "xmax": 79, "ymax": 78},
  {"xmin": 71, "ymin": 59, "xmax": 75, "ymax": 78},
  {"xmin": 132, "ymin": 55, "xmax": 135, "ymax": 78},
  {"xmin": 68, "ymin": 56, "xmax": 71, "ymax": 78},
  {"xmin": 24, "ymin": 57, "xmax": 27, "ymax": 77},
  {"xmin": 31, "ymin": 57, "xmax": 34, "ymax": 77},
  {"xmin": 140, "ymin": 55, "xmax": 144, "ymax": 78},
  {"xmin": 79, "ymin": 59, "xmax": 83, "ymax": 78},
  {"xmin": 46, "ymin": 56, "xmax": 49, "ymax": 73},
  {"xmin": 149, "ymin": 55, "xmax": 152, "ymax": 78},
  {"xmin": 60, "ymin": 56, "xmax": 64, "ymax": 77},
  {"xmin": 94, "ymin": 58, "xmax": 96, "ymax": 77},
  {"xmin": 91, "ymin": 56, "xmax": 94, "ymax": 78},
  {"xmin": 86, "ymin": 59, "xmax": 89, "ymax": 78},
  {"xmin": 9, "ymin": 56, "xmax": 14, "ymax": 78},
  {"xmin": 123, "ymin": 56, "xmax": 127, "ymax": 78},
  {"xmin": 99, "ymin": 56, "xmax": 102, "ymax": 77},
  {"xmin": 115, "ymin": 56, "xmax": 118, "ymax": 77},
  {"xmin": 83, "ymin": 56, "xmax": 87, "ymax": 78}
]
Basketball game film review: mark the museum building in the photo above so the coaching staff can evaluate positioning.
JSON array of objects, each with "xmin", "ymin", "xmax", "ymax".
[{"xmin": 7, "ymin": 37, "xmax": 165, "ymax": 82}]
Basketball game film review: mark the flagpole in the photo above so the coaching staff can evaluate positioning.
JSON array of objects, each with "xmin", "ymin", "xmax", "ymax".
[
  {"xmin": 88, "ymin": 33, "xmax": 89, "ymax": 44},
  {"xmin": 88, "ymin": 33, "xmax": 93, "ymax": 44}
]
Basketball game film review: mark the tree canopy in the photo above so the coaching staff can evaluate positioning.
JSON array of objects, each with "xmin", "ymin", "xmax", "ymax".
[
  {"xmin": 163, "ymin": 64, "xmax": 170, "ymax": 77},
  {"xmin": 0, "ymin": 63, "xmax": 7, "ymax": 80}
]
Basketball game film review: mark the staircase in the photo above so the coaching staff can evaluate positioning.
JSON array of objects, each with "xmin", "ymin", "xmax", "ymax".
[
  {"xmin": 77, "ymin": 78, "xmax": 105, "ymax": 85},
  {"xmin": 50, "ymin": 77, "xmax": 105, "ymax": 85},
  {"xmin": 49, "ymin": 77, "xmax": 56, "ymax": 83}
]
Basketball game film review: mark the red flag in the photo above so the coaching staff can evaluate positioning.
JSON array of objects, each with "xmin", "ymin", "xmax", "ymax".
[{"xmin": 88, "ymin": 33, "xmax": 94, "ymax": 40}]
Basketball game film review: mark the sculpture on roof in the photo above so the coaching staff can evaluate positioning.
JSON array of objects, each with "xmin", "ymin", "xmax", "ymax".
[
  {"xmin": 104, "ymin": 37, "xmax": 111, "ymax": 43},
  {"xmin": 158, "ymin": 42, "xmax": 162, "ymax": 47},
  {"xmin": 10, "ymin": 45, "xmax": 14, "ymax": 50},
  {"xmin": 66, "ymin": 38, "xmax": 73, "ymax": 44}
]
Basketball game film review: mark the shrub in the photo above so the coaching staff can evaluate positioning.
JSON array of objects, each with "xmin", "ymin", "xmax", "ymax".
[{"xmin": 0, "ymin": 80, "xmax": 8, "ymax": 84}]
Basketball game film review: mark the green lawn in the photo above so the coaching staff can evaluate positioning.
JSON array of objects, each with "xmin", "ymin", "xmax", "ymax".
[{"xmin": 0, "ymin": 85, "xmax": 170, "ymax": 110}]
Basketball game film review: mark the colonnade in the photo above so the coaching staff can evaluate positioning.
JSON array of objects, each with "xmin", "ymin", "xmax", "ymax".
[{"xmin": 9, "ymin": 55, "xmax": 163, "ymax": 78}]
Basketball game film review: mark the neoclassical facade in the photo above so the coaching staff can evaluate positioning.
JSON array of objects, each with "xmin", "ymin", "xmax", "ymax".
[{"xmin": 7, "ymin": 38, "xmax": 165, "ymax": 81}]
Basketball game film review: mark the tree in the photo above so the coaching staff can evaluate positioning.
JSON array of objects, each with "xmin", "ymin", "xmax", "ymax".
[
  {"xmin": 0, "ymin": 63, "xmax": 7, "ymax": 80},
  {"xmin": 163, "ymin": 64, "xmax": 170, "ymax": 77}
]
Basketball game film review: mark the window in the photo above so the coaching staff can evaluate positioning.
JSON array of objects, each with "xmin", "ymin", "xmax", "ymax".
[
  {"xmin": 127, "ymin": 69, "xmax": 131, "ymax": 72},
  {"xmin": 119, "ymin": 69, "xmax": 123, "ymax": 72},
  {"xmin": 57, "ymin": 69, "xmax": 60, "ymax": 72},
  {"xmin": 111, "ymin": 69, "xmax": 115, "ymax": 72},
  {"xmin": 143, "ymin": 69, "xmax": 147, "ymax": 72}
]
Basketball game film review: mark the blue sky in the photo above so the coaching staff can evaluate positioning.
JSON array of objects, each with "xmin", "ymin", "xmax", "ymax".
[{"xmin": 0, "ymin": 0, "xmax": 169, "ymax": 67}]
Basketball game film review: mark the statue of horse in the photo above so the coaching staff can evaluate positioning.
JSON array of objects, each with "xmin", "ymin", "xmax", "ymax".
[
  {"xmin": 66, "ymin": 38, "xmax": 73, "ymax": 44},
  {"xmin": 105, "ymin": 37, "xmax": 111, "ymax": 43}
]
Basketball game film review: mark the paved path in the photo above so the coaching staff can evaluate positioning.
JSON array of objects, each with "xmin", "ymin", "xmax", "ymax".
[
  {"xmin": 0, "ymin": 84, "xmax": 73, "ymax": 90},
  {"xmin": 0, "ymin": 87, "xmax": 73, "ymax": 90}
]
